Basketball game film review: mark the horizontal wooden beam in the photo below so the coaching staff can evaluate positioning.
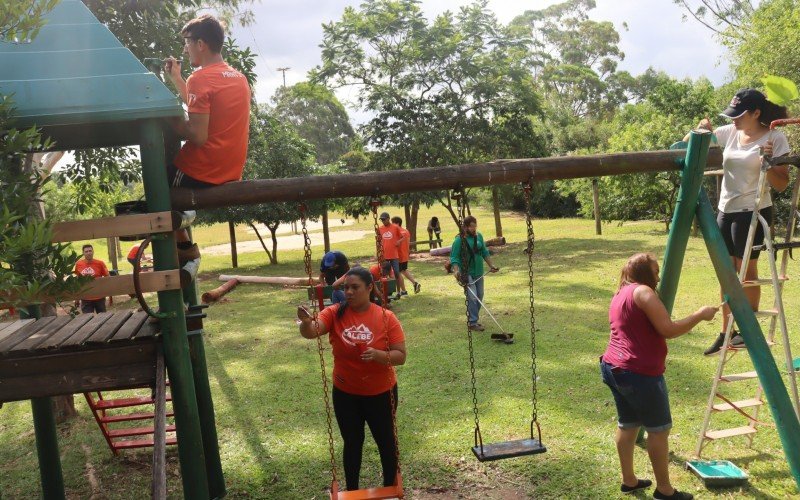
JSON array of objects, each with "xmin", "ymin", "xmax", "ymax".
[
  {"xmin": 170, "ymin": 148, "xmax": 723, "ymax": 210},
  {"xmin": 52, "ymin": 211, "xmax": 194, "ymax": 243}
]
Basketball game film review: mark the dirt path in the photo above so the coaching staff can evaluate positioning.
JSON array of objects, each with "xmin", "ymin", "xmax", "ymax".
[{"xmin": 203, "ymin": 229, "xmax": 371, "ymax": 256}]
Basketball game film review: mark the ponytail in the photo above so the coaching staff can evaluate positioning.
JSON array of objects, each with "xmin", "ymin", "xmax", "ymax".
[{"xmin": 758, "ymin": 100, "xmax": 788, "ymax": 128}]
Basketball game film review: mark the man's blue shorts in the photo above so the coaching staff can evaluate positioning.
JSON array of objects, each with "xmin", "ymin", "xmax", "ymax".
[{"xmin": 600, "ymin": 360, "xmax": 672, "ymax": 433}]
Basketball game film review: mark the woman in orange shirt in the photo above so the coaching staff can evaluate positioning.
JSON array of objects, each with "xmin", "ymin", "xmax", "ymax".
[{"xmin": 298, "ymin": 266, "xmax": 407, "ymax": 492}]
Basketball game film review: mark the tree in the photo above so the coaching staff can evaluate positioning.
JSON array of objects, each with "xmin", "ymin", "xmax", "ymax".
[
  {"xmin": 315, "ymin": 0, "xmax": 548, "ymax": 235},
  {"xmin": 672, "ymin": 0, "xmax": 755, "ymax": 40},
  {"xmin": 0, "ymin": 0, "xmax": 59, "ymax": 41},
  {"xmin": 196, "ymin": 106, "xmax": 320, "ymax": 264},
  {"xmin": 272, "ymin": 82, "xmax": 356, "ymax": 164}
]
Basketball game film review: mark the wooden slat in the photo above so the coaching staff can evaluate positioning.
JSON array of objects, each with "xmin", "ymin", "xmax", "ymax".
[
  {"xmin": 0, "ymin": 319, "xmax": 34, "ymax": 344},
  {"xmin": 36, "ymin": 314, "xmax": 94, "ymax": 349},
  {"xmin": 78, "ymin": 271, "xmax": 183, "ymax": 299},
  {"xmin": 705, "ymin": 426, "xmax": 757, "ymax": 440},
  {"xmin": 713, "ymin": 398, "xmax": 764, "ymax": 412},
  {"xmin": 52, "ymin": 211, "xmax": 178, "ymax": 242},
  {"xmin": 0, "ymin": 316, "xmax": 57, "ymax": 353},
  {"xmin": 135, "ymin": 322, "xmax": 159, "ymax": 339},
  {"xmin": 721, "ymin": 371, "xmax": 758, "ymax": 382},
  {"xmin": 152, "ymin": 349, "xmax": 167, "ymax": 500},
  {"xmin": 59, "ymin": 312, "xmax": 115, "ymax": 347},
  {"xmin": 85, "ymin": 311, "xmax": 132, "ymax": 343},
  {"xmin": 109, "ymin": 311, "xmax": 149, "ymax": 342},
  {"xmin": 11, "ymin": 315, "xmax": 73, "ymax": 352},
  {"xmin": 115, "ymin": 437, "xmax": 177, "ymax": 450}
]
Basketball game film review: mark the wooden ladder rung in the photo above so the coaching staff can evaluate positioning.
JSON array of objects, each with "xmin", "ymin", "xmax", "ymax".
[
  {"xmin": 93, "ymin": 394, "xmax": 172, "ymax": 410},
  {"xmin": 705, "ymin": 426, "xmax": 757, "ymax": 440},
  {"xmin": 742, "ymin": 277, "xmax": 788, "ymax": 288},
  {"xmin": 720, "ymin": 371, "xmax": 758, "ymax": 382},
  {"xmin": 712, "ymin": 398, "xmax": 764, "ymax": 412},
  {"xmin": 114, "ymin": 436, "xmax": 177, "ymax": 450},
  {"xmin": 108, "ymin": 424, "xmax": 176, "ymax": 439},
  {"xmin": 100, "ymin": 411, "xmax": 174, "ymax": 424},
  {"xmin": 755, "ymin": 309, "xmax": 779, "ymax": 317}
]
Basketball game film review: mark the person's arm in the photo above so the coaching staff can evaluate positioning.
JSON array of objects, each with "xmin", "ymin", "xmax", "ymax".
[
  {"xmin": 395, "ymin": 226, "xmax": 405, "ymax": 247},
  {"xmin": 765, "ymin": 136, "xmax": 791, "ymax": 192},
  {"xmin": 297, "ymin": 306, "xmax": 330, "ymax": 339},
  {"xmin": 633, "ymin": 285, "xmax": 718, "ymax": 339},
  {"xmin": 362, "ymin": 341, "xmax": 407, "ymax": 366},
  {"xmin": 450, "ymin": 236, "xmax": 463, "ymax": 279},
  {"xmin": 683, "ymin": 117, "xmax": 715, "ymax": 142},
  {"xmin": 330, "ymin": 275, "xmax": 346, "ymax": 288},
  {"xmin": 170, "ymin": 113, "xmax": 210, "ymax": 147},
  {"xmin": 318, "ymin": 273, "xmax": 327, "ymax": 285},
  {"xmin": 164, "ymin": 57, "xmax": 188, "ymax": 104}
]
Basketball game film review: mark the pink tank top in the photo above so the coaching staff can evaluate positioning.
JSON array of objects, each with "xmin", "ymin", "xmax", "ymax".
[{"xmin": 602, "ymin": 283, "xmax": 668, "ymax": 376}]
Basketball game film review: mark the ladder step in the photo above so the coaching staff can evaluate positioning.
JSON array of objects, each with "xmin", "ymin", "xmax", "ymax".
[
  {"xmin": 720, "ymin": 371, "xmax": 758, "ymax": 382},
  {"xmin": 108, "ymin": 424, "xmax": 176, "ymax": 438},
  {"xmin": 705, "ymin": 426, "xmax": 757, "ymax": 440},
  {"xmin": 100, "ymin": 411, "xmax": 174, "ymax": 424},
  {"xmin": 742, "ymin": 277, "xmax": 788, "ymax": 288},
  {"xmin": 92, "ymin": 394, "xmax": 172, "ymax": 410},
  {"xmin": 113, "ymin": 436, "xmax": 178, "ymax": 450},
  {"xmin": 712, "ymin": 398, "xmax": 764, "ymax": 412},
  {"xmin": 755, "ymin": 309, "xmax": 779, "ymax": 317}
]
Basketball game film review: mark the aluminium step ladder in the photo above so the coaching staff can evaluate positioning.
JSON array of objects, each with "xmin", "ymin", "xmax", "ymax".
[{"xmin": 695, "ymin": 151, "xmax": 800, "ymax": 457}]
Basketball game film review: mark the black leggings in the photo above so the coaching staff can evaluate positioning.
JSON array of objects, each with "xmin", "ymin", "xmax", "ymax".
[{"xmin": 332, "ymin": 385, "xmax": 398, "ymax": 491}]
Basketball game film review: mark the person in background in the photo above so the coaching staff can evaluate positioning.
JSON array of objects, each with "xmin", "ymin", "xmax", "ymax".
[
  {"xmin": 320, "ymin": 250, "xmax": 350, "ymax": 305},
  {"xmin": 378, "ymin": 212, "xmax": 405, "ymax": 298},
  {"xmin": 391, "ymin": 216, "xmax": 421, "ymax": 295},
  {"xmin": 74, "ymin": 244, "xmax": 110, "ymax": 314},
  {"xmin": 449, "ymin": 216, "xmax": 498, "ymax": 331},
  {"xmin": 127, "ymin": 242, "xmax": 152, "ymax": 268},
  {"xmin": 687, "ymin": 88, "xmax": 790, "ymax": 355},
  {"xmin": 298, "ymin": 267, "xmax": 406, "ymax": 492},
  {"xmin": 427, "ymin": 216, "xmax": 442, "ymax": 248},
  {"xmin": 601, "ymin": 253, "xmax": 718, "ymax": 500}
]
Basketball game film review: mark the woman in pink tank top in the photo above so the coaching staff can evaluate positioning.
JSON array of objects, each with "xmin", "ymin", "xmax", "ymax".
[{"xmin": 601, "ymin": 253, "xmax": 718, "ymax": 500}]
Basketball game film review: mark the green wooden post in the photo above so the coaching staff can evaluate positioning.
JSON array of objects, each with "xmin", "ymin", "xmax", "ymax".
[
  {"xmin": 659, "ymin": 130, "xmax": 712, "ymax": 311},
  {"xmin": 696, "ymin": 189, "xmax": 800, "ymax": 489},
  {"xmin": 140, "ymin": 119, "xmax": 210, "ymax": 498},
  {"xmin": 24, "ymin": 305, "xmax": 66, "ymax": 500}
]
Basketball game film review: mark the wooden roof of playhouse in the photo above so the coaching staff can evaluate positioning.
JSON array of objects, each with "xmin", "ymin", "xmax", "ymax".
[{"xmin": 0, "ymin": 0, "xmax": 182, "ymax": 150}]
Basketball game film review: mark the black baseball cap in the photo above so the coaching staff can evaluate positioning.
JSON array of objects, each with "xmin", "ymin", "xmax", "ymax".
[
  {"xmin": 720, "ymin": 88, "xmax": 767, "ymax": 119},
  {"xmin": 379, "ymin": 212, "xmax": 390, "ymax": 220}
]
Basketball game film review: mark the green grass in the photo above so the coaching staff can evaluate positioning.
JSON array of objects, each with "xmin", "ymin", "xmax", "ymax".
[{"xmin": 2, "ymin": 207, "xmax": 800, "ymax": 498}]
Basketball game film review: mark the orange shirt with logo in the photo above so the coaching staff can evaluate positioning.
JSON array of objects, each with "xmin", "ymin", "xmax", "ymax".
[
  {"xmin": 74, "ymin": 258, "xmax": 109, "ymax": 300},
  {"xmin": 379, "ymin": 223, "xmax": 402, "ymax": 260},
  {"xmin": 318, "ymin": 303, "xmax": 405, "ymax": 396},
  {"xmin": 174, "ymin": 61, "xmax": 251, "ymax": 185},
  {"xmin": 127, "ymin": 245, "xmax": 140, "ymax": 260},
  {"xmin": 397, "ymin": 227, "xmax": 411, "ymax": 263}
]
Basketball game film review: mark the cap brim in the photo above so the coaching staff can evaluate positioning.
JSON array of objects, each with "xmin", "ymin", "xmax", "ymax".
[{"xmin": 720, "ymin": 108, "xmax": 747, "ymax": 119}]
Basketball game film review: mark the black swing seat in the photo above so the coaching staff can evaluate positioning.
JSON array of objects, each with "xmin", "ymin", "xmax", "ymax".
[{"xmin": 472, "ymin": 438, "xmax": 546, "ymax": 462}]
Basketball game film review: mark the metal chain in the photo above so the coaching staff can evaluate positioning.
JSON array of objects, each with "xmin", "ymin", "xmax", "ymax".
[
  {"xmin": 455, "ymin": 189, "xmax": 482, "ymax": 446},
  {"xmin": 523, "ymin": 184, "xmax": 538, "ymax": 424},
  {"xmin": 299, "ymin": 204, "xmax": 338, "ymax": 485},
  {"xmin": 370, "ymin": 200, "xmax": 402, "ymax": 480}
]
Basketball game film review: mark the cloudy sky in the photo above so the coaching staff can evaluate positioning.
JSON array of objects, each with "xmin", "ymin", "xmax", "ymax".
[{"xmin": 228, "ymin": 0, "xmax": 732, "ymax": 108}]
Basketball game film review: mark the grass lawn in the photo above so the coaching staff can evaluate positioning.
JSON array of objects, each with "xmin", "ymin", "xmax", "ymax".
[{"xmin": 2, "ymin": 205, "xmax": 800, "ymax": 499}]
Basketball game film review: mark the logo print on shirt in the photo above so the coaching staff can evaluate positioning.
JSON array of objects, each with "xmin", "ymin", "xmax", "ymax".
[
  {"xmin": 342, "ymin": 323, "xmax": 373, "ymax": 347},
  {"xmin": 188, "ymin": 93, "xmax": 197, "ymax": 106},
  {"xmin": 382, "ymin": 230, "xmax": 393, "ymax": 240},
  {"xmin": 80, "ymin": 267, "xmax": 96, "ymax": 277}
]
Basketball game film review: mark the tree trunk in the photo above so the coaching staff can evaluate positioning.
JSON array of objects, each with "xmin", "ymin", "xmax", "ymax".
[
  {"xmin": 322, "ymin": 206, "xmax": 331, "ymax": 253},
  {"xmin": 438, "ymin": 192, "xmax": 460, "ymax": 227},
  {"xmin": 409, "ymin": 200, "xmax": 419, "ymax": 244},
  {"xmin": 248, "ymin": 222, "xmax": 274, "ymax": 263},
  {"xmin": 25, "ymin": 154, "xmax": 76, "ymax": 423},
  {"xmin": 228, "ymin": 221, "xmax": 238, "ymax": 268},
  {"xmin": 268, "ymin": 223, "xmax": 280, "ymax": 265},
  {"xmin": 591, "ymin": 179, "xmax": 601, "ymax": 236},
  {"xmin": 492, "ymin": 187, "xmax": 503, "ymax": 237}
]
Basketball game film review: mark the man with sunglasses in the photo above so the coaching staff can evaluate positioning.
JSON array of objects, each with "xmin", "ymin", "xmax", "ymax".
[{"xmin": 162, "ymin": 14, "xmax": 251, "ymax": 263}]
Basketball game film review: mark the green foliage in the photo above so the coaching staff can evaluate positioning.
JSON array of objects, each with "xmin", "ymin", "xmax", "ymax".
[
  {"xmin": 272, "ymin": 82, "xmax": 356, "ymax": 164},
  {"xmin": 762, "ymin": 74, "xmax": 799, "ymax": 107},
  {"xmin": 0, "ymin": 0, "xmax": 58, "ymax": 41},
  {"xmin": 43, "ymin": 177, "xmax": 145, "ymax": 223}
]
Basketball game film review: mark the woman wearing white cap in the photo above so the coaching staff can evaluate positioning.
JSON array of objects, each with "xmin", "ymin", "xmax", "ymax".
[{"xmin": 689, "ymin": 88, "xmax": 790, "ymax": 355}]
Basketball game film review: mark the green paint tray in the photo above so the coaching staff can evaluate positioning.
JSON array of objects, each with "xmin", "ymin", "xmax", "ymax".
[
  {"xmin": 686, "ymin": 460, "xmax": 748, "ymax": 487},
  {"xmin": 793, "ymin": 357, "xmax": 800, "ymax": 371}
]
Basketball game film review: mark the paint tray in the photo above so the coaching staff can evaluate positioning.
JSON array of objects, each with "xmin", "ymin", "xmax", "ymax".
[{"xmin": 686, "ymin": 460, "xmax": 748, "ymax": 487}]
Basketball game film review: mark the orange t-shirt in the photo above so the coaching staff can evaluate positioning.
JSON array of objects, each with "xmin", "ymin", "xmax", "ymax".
[
  {"xmin": 74, "ymin": 258, "xmax": 109, "ymax": 300},
  {"xmin": 379, "ymin": 223, "xmax": 402, "ymax": 260},
  {"xmin": 127, "ymin": 245, "xmax": 140, "ymax": 260},
  {"xmin": 398, "ymin": 227, "xmax": 411, "ymax": 263},
  {"xmin": 318, "ymin": 303, "xmax": 405, "ymax": 396},
  {"xmin": 174, "ymin": 61, "xmax": 251, "ymax": 185}
]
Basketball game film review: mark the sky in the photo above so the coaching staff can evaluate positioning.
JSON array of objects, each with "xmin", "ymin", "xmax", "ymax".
[{"xmin": 228, "ymin": 0, "xmax": 733, "ymax": 109}]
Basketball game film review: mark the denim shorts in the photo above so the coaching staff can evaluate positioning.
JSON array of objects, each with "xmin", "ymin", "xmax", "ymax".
[{"xmin": 600, "ymin": 360, "xmax": 672, "ymax": 432}]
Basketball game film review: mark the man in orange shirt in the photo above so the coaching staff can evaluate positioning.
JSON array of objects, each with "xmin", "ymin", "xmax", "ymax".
[
  {"xmin": 163, "ymin": 14, "xmax": 251, "ymax": 262},
  {"xmin": 74, "ymin": 244, "xmax": 110, "ymax": 314},
  {"xmin": 378, "ymin": 212, "xmax": 405, "ymax": 298},
  {"xmin": 391, "ymin": 216, "xmax": 421, "ymax": 295}
]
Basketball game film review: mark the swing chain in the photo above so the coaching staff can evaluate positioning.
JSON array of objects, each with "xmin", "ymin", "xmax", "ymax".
[
  {"xmin": 299, "ymin": 203, "xmax": 339, "ymax": 485},
  {"xmin": 523, "ymin": 183, "xmax": 538, "ymax": 424},
  {"xmin": 370, "ymin": 199, "xmax": 403, "ymax": 478},
  {"xmin": 455, "ymin": 188, "xmax": 483, "ymax": 445}
]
